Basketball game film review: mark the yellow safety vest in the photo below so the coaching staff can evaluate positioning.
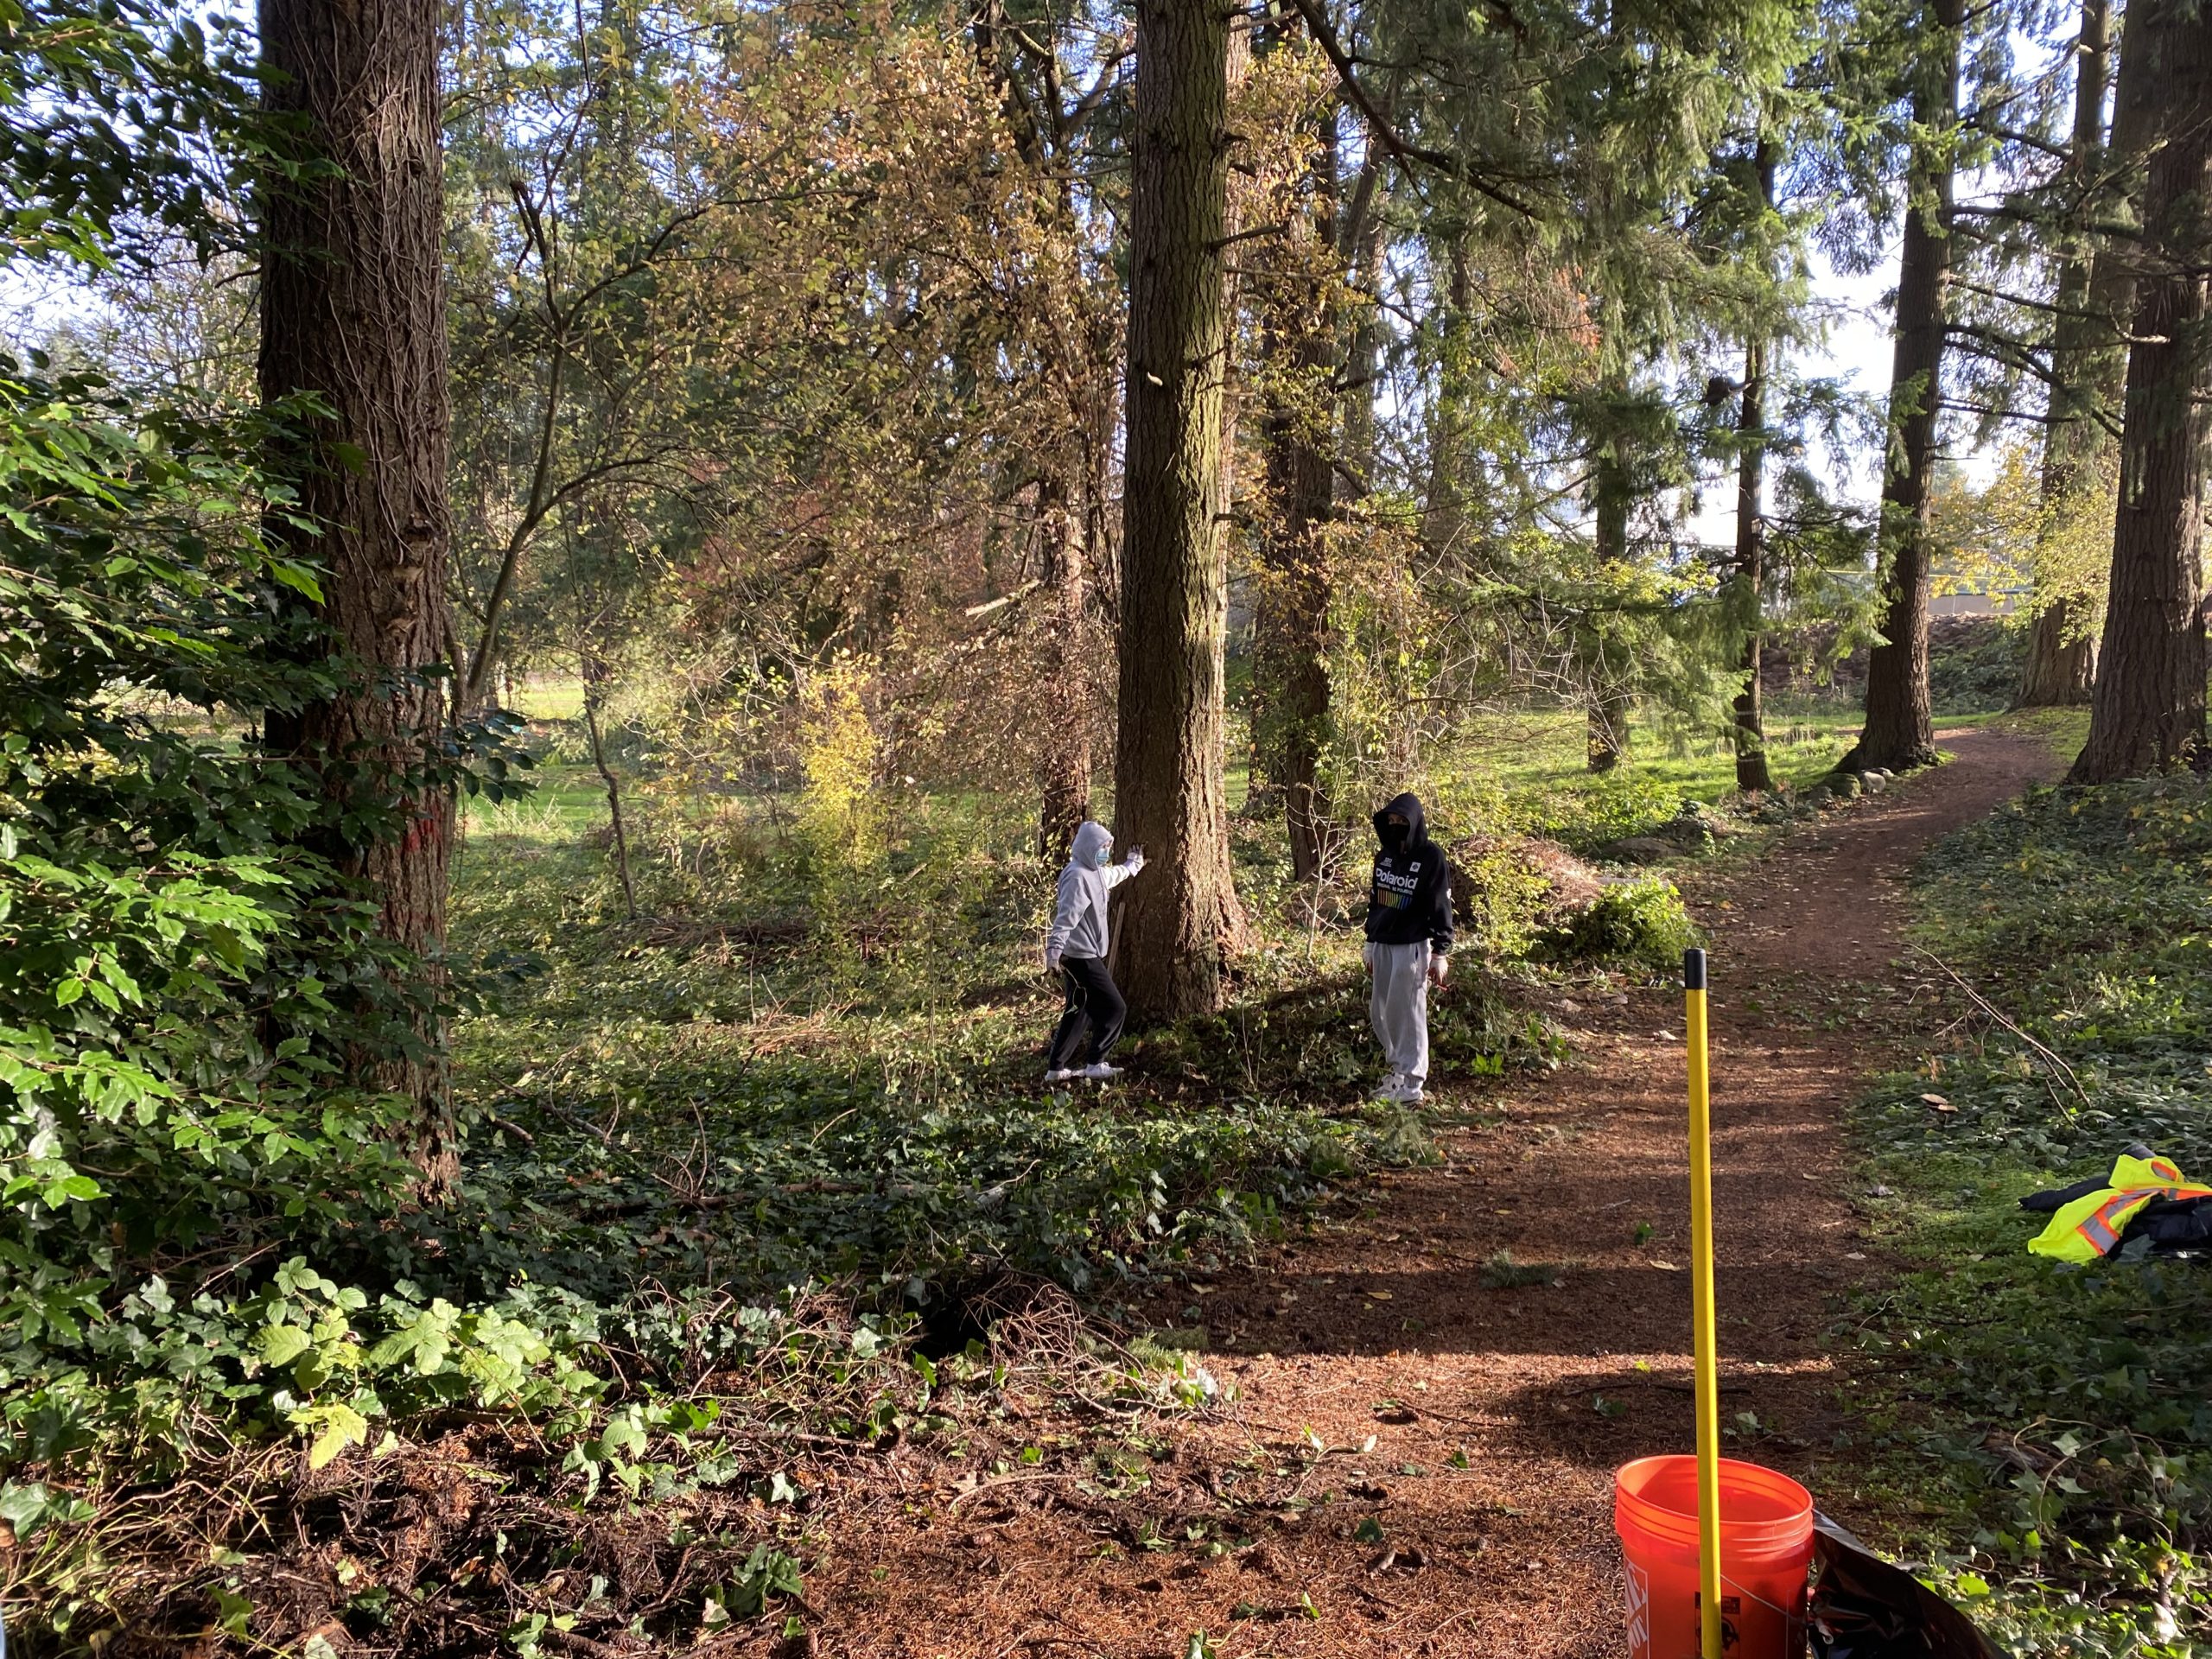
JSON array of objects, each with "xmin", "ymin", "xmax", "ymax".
[{"xmin": 2029, "ymin": 1151, "xmax": 2212, "ymax": 1262}]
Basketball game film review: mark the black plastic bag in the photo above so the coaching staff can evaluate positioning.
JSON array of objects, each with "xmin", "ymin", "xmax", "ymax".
[{"xmin": 1808, "ymin": 1514, "xmax": 2003, "ymax": 1659}]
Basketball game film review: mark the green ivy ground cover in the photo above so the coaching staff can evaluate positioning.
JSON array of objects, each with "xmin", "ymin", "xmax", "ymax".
[{"xmin": 1847, "ymin": 774, "xmax": 2212, "ymax": 1655}]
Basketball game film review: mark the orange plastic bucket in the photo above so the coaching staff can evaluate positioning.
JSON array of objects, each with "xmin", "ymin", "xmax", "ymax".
[{"xmin": 1614, "ymin": 1455, "xmax": 1814, "ymax": 1659}]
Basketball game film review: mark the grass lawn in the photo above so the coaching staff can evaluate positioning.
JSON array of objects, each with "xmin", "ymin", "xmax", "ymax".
[
  {"xmin": 1993, "ymin": 702, "xmax": 2093, "ymax": 766},
  {"xmin": 1443, "ymin": 703, "xmax": 1866, "ymax": 841},
  {"xmin": 509, "ymin": 673, "xmax": 586, "ymax": 722}
]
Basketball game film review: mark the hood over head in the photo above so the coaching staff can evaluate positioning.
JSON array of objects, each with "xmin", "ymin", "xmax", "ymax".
[
  {"xmin": 1372, "ymin": 791, "xmax": 1428, "ymax": 849},
  {"xmin": 1069, "ymin": 821, "xmax": 1114, "ymax": 868}
]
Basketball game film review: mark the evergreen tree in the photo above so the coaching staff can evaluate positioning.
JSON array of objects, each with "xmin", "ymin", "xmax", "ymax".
[
  {"xmin": 2017, "ymin": 0, "xmax": 2120, "ymax": 707},
  {"xmin": 1843, "ymin": 0, "xmax": 1967, "ymax": 775},
  {"xmin": 1114, "ymin": 0, "xmax": 1249, "ymax": 1018},
  {"xmin": 1251, "ymin": 93, "xmax": 1346, "ymax": 880},
  {"xmin": 2071, "ymin": 0, "xmax": 2212, "ymax": 781},
  {"xmin": 1693, "ymin": 75, "xmax": 1832, "ymax": 795},
  {"xmin": 1731, "ymin": 137, "xmax": 1782, "ymax": 792}
]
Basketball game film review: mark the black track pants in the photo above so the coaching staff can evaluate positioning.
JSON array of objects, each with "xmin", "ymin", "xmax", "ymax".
[{"xmin": 1046, "ymin": 955, "xmax": 1126, "ymax": 1071}]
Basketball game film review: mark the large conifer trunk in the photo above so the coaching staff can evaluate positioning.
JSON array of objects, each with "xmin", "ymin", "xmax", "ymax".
[
  {"xmin": 1038, "ymin": 470, "xmax": 1092, "ymax": 858},
  {"xmin": 1256, "ymin": 113, "xmax": 1339, "ymax": 883},
  {"xmin": 257, "ymin": 0, "xmax": 457, "ymax": 1185},
  {"xmin": 1422, "ymin": 241, "xmax": 1477, "ymax": 563},
  {"xmin": 1258, "ymin": 372, "xmax": 1337, "ymax": 882},
  {"xmin": 1847, "ymin": 0, "xmax": 1962, "ymax": 774},
  {"xmin": 2071, "ymin": 1, "xmax": 2212, "ymax": 782},
  {"xmin": 1113, "ymin": 0, "xmax": 1247, "ymax": 1019},
  {"xmin": 2018, "ymin": 601, "xmax": 2097, "ymax": 705},
  {"xmin": 2018, "ymin": 0, "xmax": 2119, "ymax": 709},
  {"xmin": 1582, "ymin": 446, "xmax": 1632, "ymax": 773}
]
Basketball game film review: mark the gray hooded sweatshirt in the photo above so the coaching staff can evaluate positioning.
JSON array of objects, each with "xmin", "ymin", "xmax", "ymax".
[{"xmin": 1045, "ymin": 821, "xmax": 1141, "ymax": 963}]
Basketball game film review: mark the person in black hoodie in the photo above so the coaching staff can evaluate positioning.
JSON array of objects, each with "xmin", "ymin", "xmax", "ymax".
[{"xmin": 1363, "ymin": 792, "xmax": 1453, "ymax": 1103}]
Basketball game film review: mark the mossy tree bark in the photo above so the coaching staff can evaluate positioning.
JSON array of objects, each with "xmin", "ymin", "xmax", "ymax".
[{"xmin": 2018, "ymin": 597, "xmax": 2098, "ymax": 707}]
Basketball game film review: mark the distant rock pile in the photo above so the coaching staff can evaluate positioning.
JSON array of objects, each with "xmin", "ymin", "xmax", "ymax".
[{"xmin": 1815, "ymin": 766, "xmax": 1895, "ymax": 801}]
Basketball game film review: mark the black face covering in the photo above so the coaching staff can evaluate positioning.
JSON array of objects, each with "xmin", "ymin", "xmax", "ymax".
[{"xmin": 1380, "ymin": 819, "xmax": 1410, "ymax": 849}]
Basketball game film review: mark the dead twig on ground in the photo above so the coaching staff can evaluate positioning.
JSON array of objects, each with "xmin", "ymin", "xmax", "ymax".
[{"xmin": 1910, "ymin": 945, "xmax": 2085, "ymax": 1122}]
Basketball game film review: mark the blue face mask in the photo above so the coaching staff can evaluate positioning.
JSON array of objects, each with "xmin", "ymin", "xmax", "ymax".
[{"xmin": 1096, "ymin": 846, "xmax": 1113, "ymax": 868}]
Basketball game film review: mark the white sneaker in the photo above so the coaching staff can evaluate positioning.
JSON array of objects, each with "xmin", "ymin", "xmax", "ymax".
[
  {"xmin": 1044, "ymin": 1068, "xmax": 1077, "ymax": 1084},
  {"xmin": 1384, "ymin": 1077, "xmax": 1425, "ymax": 1104},
  {"xmin": 1370, "ymin": 1072, "xmax": 1405, "ymax": 1101},
  {"xmin": 1079, "ymin": 1062, "xmax": 1122, "ymax": 1081}
]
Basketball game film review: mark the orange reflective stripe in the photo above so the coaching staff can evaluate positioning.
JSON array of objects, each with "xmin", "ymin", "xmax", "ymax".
[
  {"xmin": 2072, "ymin": 1184, "xmax": 2212, "ymax": 1254},
  {"xmin": 2075, "ymin": 1199, "xmax": 2123, "ymax": 1252}
]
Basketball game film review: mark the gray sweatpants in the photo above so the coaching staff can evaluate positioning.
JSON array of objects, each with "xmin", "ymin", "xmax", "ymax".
[{"xmin": 1369, "ymin": 940, "xmax": 1432, "ymax": 1086}]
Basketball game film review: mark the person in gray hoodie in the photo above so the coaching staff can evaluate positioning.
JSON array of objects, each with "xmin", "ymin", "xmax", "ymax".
[{"xmin": 1042, "ymin": 820, "xmax": 1146, "ymax": 1082}]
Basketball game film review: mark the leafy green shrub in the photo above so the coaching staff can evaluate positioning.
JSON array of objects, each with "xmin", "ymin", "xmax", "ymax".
[
  {"xmin": 1520, "ymin": 770, "xmax": 1686, "ymax": 851},
  {"xmin": 0, "ymin": 367, "xmax": 525, "ymax": 1511},
  {"xmin": 1451, "ymin": 845, "xmax": 1554, "ymax": 957},
  {"xmin": 1926, "ymin": 618, "xmax": 2024, "ymax": 715},
  {"xmin": 0, "ymin": 373, "xmax": 403, "ymax": 1301},
  {"xmin": 1535, "ymin": 880, "xmax": 1699, "ymax": 969},
  {"xmin": 0, "ymin": 7, "xmax": 544, "ymax": 1558}
]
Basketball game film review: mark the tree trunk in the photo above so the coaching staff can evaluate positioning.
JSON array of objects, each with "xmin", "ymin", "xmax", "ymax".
[
  {"xmin": 257, "ymin": 0, "xmax": 457, "ymax": 1189},
  {"xmin": 2018, "ymin": 0, "xmax": 2116, "ymax": 709},
  {"xmin": 1732, "ymin": 137, "xmax": 1777, "ymax": 793},
  {"xmin": 1733, "ymin": 331, "xmax": 1776, "ymax": 792},
  {"xmin": 1113, "ymin": 0, "xmax": 1249, "ymax": 1020},
  {"xmin": 1256, "ymin": 109, "xmax": 1339, "ymax": 882},
  {"xmin": 2018, "ymin": 600, "xmax": 2097, "ymax": 705},
  {"xmin": 1217, "ymin": 15, "xmax": 1253, "ymax": 523},
  {"xmin": 1844, "ymin": 0, "xmax": 1962, "ymax": 775},
  {"xmin": 1338, "ymin": 165, "xmax": 1386, "ymax": 504},
  {"xmin": 1584, "ymin": 442, "xmax": 1632, "ymax": 773},
  {"xmin": 1038, "ymin": 473, "xmax": 1093, "ymax": 858},
  {"xmin": 1422, "ymin": 240, "xmax": 1478, "ymax": 563},
  {"xmin": 581, "ymin": 661, "xmax": 639, "ymax": 922},
  {"xmin": 2070, "ymin": 0, "xmax": 2212, "ymax": 782},
  {"xmin": 1258, "ymin": 383, "xmax": 1337, "ymax": 882},
  {"xmin": 1584, "ymin": 709, "xmax": 1631, "ymax": 773}
]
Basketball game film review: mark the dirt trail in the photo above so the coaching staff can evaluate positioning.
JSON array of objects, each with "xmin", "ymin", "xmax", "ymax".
[{"xmin": 799, "ymin": 728, "xmax": 2057, "ymax": 1658}]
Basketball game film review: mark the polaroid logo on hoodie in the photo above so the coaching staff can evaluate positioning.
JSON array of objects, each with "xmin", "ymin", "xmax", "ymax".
[{"xmin": 1374, "ymin": 861, "xmax": 1423, "ymax": 907}]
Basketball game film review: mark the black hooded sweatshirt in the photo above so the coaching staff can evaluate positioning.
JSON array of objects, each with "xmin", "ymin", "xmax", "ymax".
[{"xmin": 1364, "ymin": 792, "xmax": 1454, "ymax": 951}]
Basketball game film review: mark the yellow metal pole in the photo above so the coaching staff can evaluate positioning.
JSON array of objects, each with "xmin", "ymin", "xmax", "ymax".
[{"xmin": 1684, "ymin": 947, "xmax": 1724, "ymax": 1659}]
